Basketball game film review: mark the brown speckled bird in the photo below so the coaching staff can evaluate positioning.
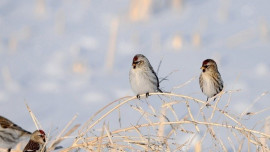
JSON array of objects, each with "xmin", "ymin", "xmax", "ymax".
[
  {"xmin": 23, "ymin": 130, "xmax": 46, "ymax": 152},
  {"xmin": 0, "ymin": 115, "xmax": 31, "ymax": 152},
  {"xmin": 199, "ymin": 59, "xmax": 224, "ymax": 102}
]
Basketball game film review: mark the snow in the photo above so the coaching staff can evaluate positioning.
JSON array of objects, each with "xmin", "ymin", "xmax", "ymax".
[
  {"xmin": 255, "ymin": 63, "xmax": 269, "ymax": 77},
  {"xmin": 0, "ymin": 0, "xmax": 269, "ymax": 150}
]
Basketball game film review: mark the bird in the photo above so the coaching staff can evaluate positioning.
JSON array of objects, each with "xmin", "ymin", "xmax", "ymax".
[
  {"xmin": 129, "ymin": 54, "xmax": 162, "ymax": 99},
  {"xmin": 23, "ymin": 130, "xmax": 46, "ymax": 152},
  {"xmin": 199, "ymin": 59, "xmax": 224, "ymax": 102},
  {"xmin": 0, "ymin": 115, "xmax": 31, "ymax": 152}
]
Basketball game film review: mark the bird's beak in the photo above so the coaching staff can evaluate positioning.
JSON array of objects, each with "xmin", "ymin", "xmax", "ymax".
[
  {"xmin": 132, "ymin": 61, "xmax": 139, "ymax": 69},
  {"xmin": 132, "ymin": 63, "xmax": 136, "ymax": 69},
  {"xmin": 200, "ymin": 66, "xmax": 205, "ymax": 70}
]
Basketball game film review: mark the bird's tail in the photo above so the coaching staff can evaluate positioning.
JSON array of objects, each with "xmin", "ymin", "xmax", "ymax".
[
  {"xmin": 157, "ymin": 88, "xmax": 163, "ymax": 93},
  {"xmin": 157, "ymin": 88, "xmax": 173, "ymax": 94}
]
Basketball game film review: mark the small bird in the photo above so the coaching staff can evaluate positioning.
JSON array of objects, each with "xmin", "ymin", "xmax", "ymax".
[
  {"xmin": 0, "ymin": 116, "xmax": 31, "ymax": 152},
  {"xmin": 129, "ymin": 54, "xmax": 162, "ymax": 99},
  {"xmin": 23, "ymin": 130, "xmax": 46, "ymax": 152},
  {"xmin": 199, "ymin": 59, "xmax": 223, "ymax": 102}
]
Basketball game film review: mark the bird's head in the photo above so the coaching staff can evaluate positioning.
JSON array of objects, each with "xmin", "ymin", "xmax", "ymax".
[
  {"xmin": 31, "ymin": 129, "xmax": 46, "ymax": 144},
  {"xmin": 132, "ymin": 54, "xmax": 148, "ymax": 69},
  {"xmin": 200, "ymin": 59, "xmax": 218, "ymax": 73}
]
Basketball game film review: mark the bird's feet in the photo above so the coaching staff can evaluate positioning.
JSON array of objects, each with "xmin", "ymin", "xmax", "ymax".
[
  {"xmin": 136, "ymin": 93, "xmax": 150, "ymax": 99},
  {"xmin": 146, "ymin": 92, "xmax": 150, "ymax": 98},
  {"xmin": 205, "ymin": 98, "xmax": 211, "ymax": 107}
]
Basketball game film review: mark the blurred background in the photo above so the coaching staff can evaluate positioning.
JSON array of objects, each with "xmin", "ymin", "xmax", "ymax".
[{"xmin": 0, "ymin": 0, "xmax": 269, "ymax": 150}]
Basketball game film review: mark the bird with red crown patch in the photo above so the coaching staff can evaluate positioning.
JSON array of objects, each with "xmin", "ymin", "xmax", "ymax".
[
  {"xmin": 23, "ymin": 130, "xmax": 46, "ymax": 152},
  {"xmin": 129, "ymin": 54, "xmax": 162, "ymax": 99},
  {"xmin": 199, "ymin": 59, "xmax": 224, "ymax": 104}
]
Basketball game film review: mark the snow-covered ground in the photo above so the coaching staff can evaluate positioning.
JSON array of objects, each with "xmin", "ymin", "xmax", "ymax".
[{"xmin": 0, "ymin": 0, "xmax": 269, "ymax": 150}]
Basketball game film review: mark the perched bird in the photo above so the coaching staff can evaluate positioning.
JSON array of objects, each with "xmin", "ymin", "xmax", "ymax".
[
  {"xmin": 129, "ymin": 54, "xmax": 162, "ymax": 99},
  {"xmin": 199, "ymin": 59, "xmax": 224, "ymax": 102},
  {"xmin": 0, "ymin": 116, "xmax": 31, "ymax": 152},
  {"xmin": 23, "ymin": 130, "xmax": 46, "ymax": 152}
]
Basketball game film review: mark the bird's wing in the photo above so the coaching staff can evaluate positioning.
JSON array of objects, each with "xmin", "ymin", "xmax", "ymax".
[
  {"xmin": 0, "ymin": 116, "xmax": 31, "ymax": 135},
  {"xmin": 215, "ymin": 72, "xmax": 223, "ymax": 92},
  {"xmin": 149, "ymin": 65, "xmax": 162, "ymax": 91},
  {"xmin": 23, "ymin": 141, "xmax": 40, "ymax": 152}
]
